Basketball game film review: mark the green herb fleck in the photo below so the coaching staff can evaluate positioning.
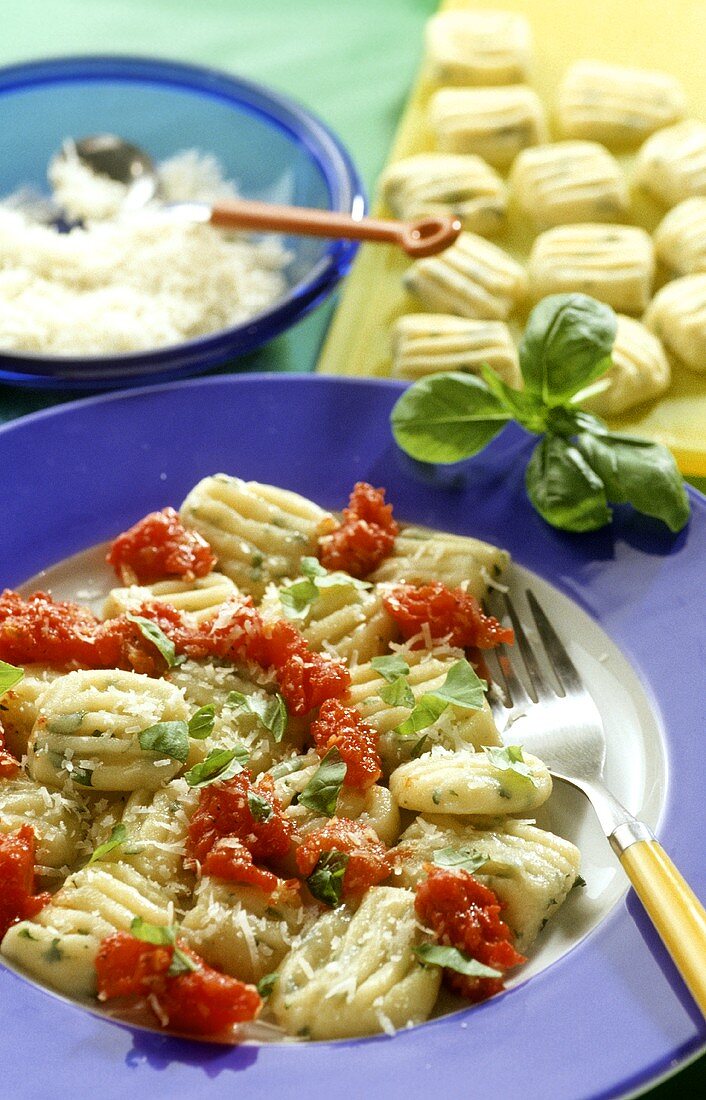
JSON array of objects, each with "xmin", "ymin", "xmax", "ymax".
[
  {"xmin": 247, "ymin": 791, "xmax": 273, "ymax": 822},
  {"xmin": 0, "ymin": 660, "xmax": 23, "ymax": 697},
  {"xmin": 48, "ymin": 711, "xmax": 86, "ymax": 735},
  {"xmin": 414, "ymin": 943, "xmax": 501, "ymax": 978},
  {"xmin": 306, "ymin": 849, "xmax": 349, "ymax": 908},
  {"xmin": 432, "ymin": 847, "xmax": 488, "ymax": 874},
  {"xmin": 44, "ymin": 938, "xmax": 63, "ymax": 963},
  {"xmin": 188, "ymin": 704, "xmax": 215, "ymax": 740},
  {"xmin": 88, "ymin": 823, "xmax": 128, "ymax": 865},
  {"xmin": 297, "ymin": 747, "xmax": 347, "ymax": 817},
  {"xmin": 126, "ymin": 613, "xmax": 181, "ymax": 668},
  {"xmin": 138, "ymin": 720, "xmax": 190, "ymax": 763},
  {"xmin": 257, "ymin": 972, "xmax": 279, "ymax": 997},
  {"xmin": 483, "ymin": 744, "xmax": 538, "ymax": 786},
  {"xmin": 227, "ymin": 690, "xmax": 288, "ymax": 743},
  {"xmin": 184, "ymin": 745, "xmax": 249, "ymax": 788}
]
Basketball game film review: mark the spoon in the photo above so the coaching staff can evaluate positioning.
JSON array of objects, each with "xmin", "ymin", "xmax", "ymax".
[{"xmin": 60, "ymin": 134, "xmax": 463, "ymax": 258}]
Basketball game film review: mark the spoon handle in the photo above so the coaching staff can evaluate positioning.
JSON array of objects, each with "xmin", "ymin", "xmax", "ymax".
[{"xmin": 209, "ymin": 199, "xmax": 461, "ymax": 257}]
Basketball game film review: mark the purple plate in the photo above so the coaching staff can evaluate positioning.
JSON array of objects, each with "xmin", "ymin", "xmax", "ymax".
[{"xmin": 1, "ymin": 374, "xmax": 704, "ymax": 1100}]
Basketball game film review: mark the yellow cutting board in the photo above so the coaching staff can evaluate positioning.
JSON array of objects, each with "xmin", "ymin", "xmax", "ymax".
[{"xmin": 316, "ymin": 0, "xmax": 706, "ymax": 477}]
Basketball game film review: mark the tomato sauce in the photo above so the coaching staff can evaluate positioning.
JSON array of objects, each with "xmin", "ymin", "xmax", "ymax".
[
  {"xmin": 186, "ymin": 771, "xmax": 294, "ymax": 894},
  {"xmin": 415, "ymin": 867, "xmax": 525, "ymax": 1002},
  {"xmin": 0, "ymin": 825, "xmax": 51, "ymax": 939},
  {"xmin": 311, "ymin": 699, "xmax": 381, "ymax": 791},
  {"xmin": 106, "ymin": 507, "xmax": 216, "ymax": 585},
  {"xmin": 96, "ymin": 932, "xmax": 261, "ymax": 1034},
  {"xmin": 296, "ymin": 818, "xmax": 390, "ymax": 897},
  {"xmin": 383, "ymin": 582, "xmax": 514, "ymax": 650},
  {"xmin": 318, "ymin": 482, "xmax": 398, "ymax": 578}
]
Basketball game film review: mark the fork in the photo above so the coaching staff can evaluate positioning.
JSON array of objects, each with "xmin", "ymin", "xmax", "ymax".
[{"xmin": 487, "ymin": 589, "xmax": 706, "ymax": 1017}]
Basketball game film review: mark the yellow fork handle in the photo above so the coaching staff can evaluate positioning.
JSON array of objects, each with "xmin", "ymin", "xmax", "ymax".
[{"xmin": 620, "ymin": 840, "xmax": 706, "ymax": 1016}]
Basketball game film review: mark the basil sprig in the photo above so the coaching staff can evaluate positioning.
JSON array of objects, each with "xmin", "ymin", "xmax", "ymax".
[
  {"xmin": 0, "ymin": 660, "xmax": 23, "ymax": 697},
  {"xmin": 391, "ymin": 294, "xmax": 690, "ymax": 534},
  {"xmin": 371, "ymin": 655, "xmax": 415, "ymax": 708}
]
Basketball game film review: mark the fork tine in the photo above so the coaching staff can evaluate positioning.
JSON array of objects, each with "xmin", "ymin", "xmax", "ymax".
[
  {"xmin": 483, "ymin": 596, "xmax": 533, "ymax": 710},
  {"xmin": 526, "ymin": 590, "xmax": 584, "ymax": 695},
  {"xmin": 502, "ymin": 593, "xmax": 556, "ymax": 704}
]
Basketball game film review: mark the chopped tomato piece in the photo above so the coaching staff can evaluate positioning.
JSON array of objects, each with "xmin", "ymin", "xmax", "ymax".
[
  {"xmin": 383, "ymin": 582, "xmax": 514, "ymax": 650},
  {"xmin": 96, "ymin": 931, "xmax": 261, "ymax": 1035},
  {"xmin": 0, "ymin": 720, "xmax": 20, "ymax": 779},
  {"xmin": 318, "ymin": 482, "xmax": 398, "ymax": 578},
  {"xmin": 261, "ymin": 620, "xmax": 350, "ymax": 716},
  {"xmin": 0, "ymin": 825, "xmax": 51, "ymax": 938},
  {"xmin": 311, "ymin": 699, "xmax": 381, "ymax": 791},
  {"xmin": 186, "ymin": 771, "xmax": 293, "ymax": 892},
  {"xmin": 415, "ymin": 867, "xmax": 525, "ymax": 1002},
  {"xmin": 106, "ymin": 507, "xmax": 216, "ymax": 585},
  {"xmin": 296, "ymin": 818, "xmax": 390, "ymax": 897}
]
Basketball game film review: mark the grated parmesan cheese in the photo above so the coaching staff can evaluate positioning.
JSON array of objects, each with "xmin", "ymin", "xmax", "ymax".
[{"xmin": 0, "ymin": 150, "xmax": 290, "ymax": 356}]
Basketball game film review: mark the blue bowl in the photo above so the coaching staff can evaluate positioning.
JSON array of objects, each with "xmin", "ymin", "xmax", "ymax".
[{"xmin": 0, "ymin": 55, "xmax": 365, "ymax": 389}]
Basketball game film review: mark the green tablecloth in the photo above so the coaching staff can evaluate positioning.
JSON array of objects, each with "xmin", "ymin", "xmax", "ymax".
[{"xmin": 0, "ymin": 2, "xmax": 703, "ymax": 1095}]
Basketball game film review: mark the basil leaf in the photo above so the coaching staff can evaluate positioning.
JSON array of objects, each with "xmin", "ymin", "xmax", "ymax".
[
  {"xmin": 184, "ymin": 744, "xmax": 249, "ymax": 787},
  {"xmin": 391, "ymin": 372, "xmax": 511, "ymax": 463},
  {"xmin": 414, "ymin": 943, "xmax": 501, "ymax": 978},
  {"xmin": 167, "ymin": 946, "xmax": 198, "ymax": 977},
  {"xmin": 126, "ymin": 613, "xmax": 180, "ymax": 668},
  {"xmin": 396, "ymin": 693, "xmax": 447, "ymax": 737},
  {"xmin": 138, "ymin": 720, "xmax": 190, "ymax": 763},
  {"xmin": 410, "ymin": 734, "xmax": 429, "ymax": 758},
  {"xmin": 188, "ymin": 704, "xmax": 215, "ymax": 740},
  {"xmin": 269, "ymin": 755, "xmax": 310, "ymax": 781},
  {"xmin": 300, "ymin": 557, "xmax": 372, "ymax": 592},
  {"xmin": 257, "ymin": 972, "xmax": 279, "ymax": 997},
  {"xmin": 247, "ymin": 791, "xmax": 273, "ymax": 822},
  {"xmin": 130, "ymin": 917, "xmax": 175, "ymax": 946},
  {"xmin": 0, "ymin": 660, "xmax": 23, "ymax": 697},
  {"xmin": 380, "ymin": 676, "xmax": 415, "ymax": 709},
  {"xmin": 395, "ymin": 660, "xmax": 484, "ymax": 736},
  {"xmin": 298, "ymin": 747, "xmax": 347, "ymax": 816},
  {"xmin": 306, "ymin": 849, "xmax": 349, "ymax": 908},
  {"xmin": 432, "ymin": 847, "xmax": 488, "ymax": 874},
  {"xmin": 88, "ymin": 823, "xmax": 128, "ymax": 865},
  {"xmin": 519, "ymin": 294, "xmax": 617, "ymax": 405},
  {"xmin": 483, "ymin": 744, "xmax": 538, "ymax": 786},
  {"xmin": 429, "ymin": 658, "xmax": 486, "ymax": 710},
  {"xmin": 370, "ymin": 655, "xmax": 411, "ymax": 682},
  {"xmin": 577, "ymin": 432, "xmax": 690, "ymax": 533},
  {"xmin": 279, "ymin": 577, "xmax": 319, "ymax": 619},
  {"xmin": 227, "ymin": 690, "xmax": 288, "ymax": 743},
  {"xmin": 526, "ymin": 435, "xmax": 612, "ymax": 532}
]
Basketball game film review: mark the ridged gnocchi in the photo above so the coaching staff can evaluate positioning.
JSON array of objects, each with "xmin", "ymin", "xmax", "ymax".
[
  {"xmin": 557, "ymin": 60, "xmax": 686, "ymax": 147},
  {"xmin": 104, "ymin": 571, "xmax": 238, "ymax": 623},
  {"xmin": 654, "ymin": 197, "xmax": 706, "ymax": 275},
  {"xmin": 28, "ymin": 669, "xmax": 193, "ymax": 792},
  {"xmin": 390, "ymin": 313, "xmax": 520, "ymax": 386},
  {"xmin": 269, "ymin": 887, "xmax": 441, "ymax": 1039},
  {"xmin": 403, "ymin": 231, "xmax": 528, "ymax": 320},
  {"xmin": 635, "ymin": 120, "xmax": 706, "ymax": 207},
  {"xmin": 582, "ymin": 314, "xmax": 671, "ymax": 416},
  {"xmin": 381, "ymin": 153, "xmax": 507, "ymax": 237},
  {"xmin": 510, "ymin": 141, "xmax": 629, "ymax": 228},
  {"xmin": 424, "ymin": 9, "xmax": 532, "ymax": 86},
  {"xmin": 370, "ymin": 525, "xmax": 510, "ymax": 597},
  {"xmin": 430, "ymin": 85, "xmax": 548, "ymax": 170},
  {"xmin": 645, "ymin": 274, "xmax": 706, "ymax": 373},
  {"xmin": 527, "ymin": 224, "xmax": 654, "ymax": 314}
]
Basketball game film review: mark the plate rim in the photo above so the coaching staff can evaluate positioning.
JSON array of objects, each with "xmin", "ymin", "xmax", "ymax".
[{"xmin": 0, "ymin": 372, "xmax": 704, "ymax": 1100}]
